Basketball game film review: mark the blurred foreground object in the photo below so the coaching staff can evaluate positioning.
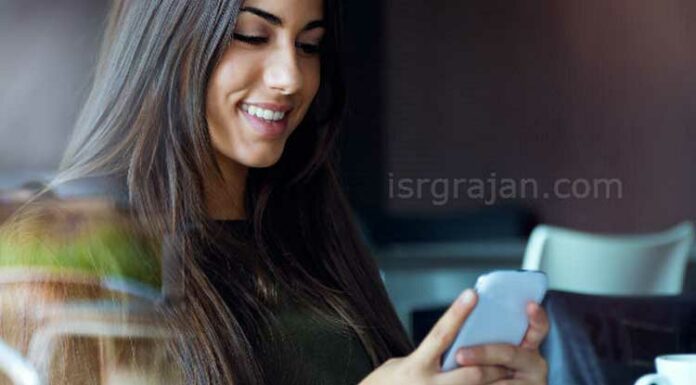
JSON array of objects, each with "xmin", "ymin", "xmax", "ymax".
[
  {"xmin": 0, "ymin": 194, "xmax": 160, "ymax": 287},
  {"xmin": 0, "ymin": 338, "xmax": 39, "ymax": 385},
  {"xmin": 0, "ymin": 193, "xmax": 180, "ymax": 384}
]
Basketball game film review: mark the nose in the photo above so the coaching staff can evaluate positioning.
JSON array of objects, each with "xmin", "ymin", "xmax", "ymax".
[{"xmin": 264, "ymin": 43, "xmax": 303, "ymax": 95}]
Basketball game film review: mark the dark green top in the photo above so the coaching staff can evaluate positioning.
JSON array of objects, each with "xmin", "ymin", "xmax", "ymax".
[{"xmin": 200, "ymin": 220, "xmax": 374, "ymax": 385}]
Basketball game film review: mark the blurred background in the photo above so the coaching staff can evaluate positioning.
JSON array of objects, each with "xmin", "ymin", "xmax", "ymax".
[
  {"xmin": 1, "ymin": 0, "xmax": 696, "ymax": 342},
  {"xmin": 341, "ymin": 0, "xmax": 696, "ymax": 331}
]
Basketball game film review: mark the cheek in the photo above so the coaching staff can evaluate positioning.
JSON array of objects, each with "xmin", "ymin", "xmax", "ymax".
[
  {"xmin": 306, "ymin": 63, "xmax": 321, "ymax": 99},
  {"xmin": 207, "ymin": 50, "xmax": 258, "ymax": 108},
  {"xmin": 205, "ymin": 54, "xmax": 254, "ymax": 135},
  {"xmin": 206, "ymin": 78, "xmax": 225, "ymax": 122},
  {"xmin": 205, "ymin": 60, "xmax": 244, "ymax": 158},
  {"xmin": 208, "ymin": 63, "xmax": 240, "ymax": 108},
  {"xmin": 300, "ymin": 63, "xmax": 322, "ymax": 115},
  {"xmin": 206, "ymin": 66, "xmax": 233, "ymax": 124}
]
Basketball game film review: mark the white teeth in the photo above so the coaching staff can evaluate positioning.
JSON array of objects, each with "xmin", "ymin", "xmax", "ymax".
[{"xmin": 242, "ymin": 104, "xmax": 286, "ymax": 122}]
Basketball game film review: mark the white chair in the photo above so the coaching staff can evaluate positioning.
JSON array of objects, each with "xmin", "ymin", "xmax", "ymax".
[
  {"xmin": 27, "ymin": 300, "xmax": 174, "ymax": 385},
  {"xmin": 0, "ymin": 338, "xmax": 40, "ymax": 385},
  {"xmin": 522, "ymin": 222, "xmax": 695, "ymax": 295}
]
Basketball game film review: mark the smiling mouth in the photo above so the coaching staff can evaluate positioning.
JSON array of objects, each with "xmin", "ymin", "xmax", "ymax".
[
  {"xmin": 239, "ymin": 103, "xmax": 292, "ymax": 138},
  {"xmin": 240, "ymin": 103, "xmax": 288, "ymax": 122}
]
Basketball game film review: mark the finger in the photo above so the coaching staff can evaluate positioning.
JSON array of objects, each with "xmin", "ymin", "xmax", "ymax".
[
  {"xmin": 521, "ymin": 302, "xmax": 549, "ymax": 350},
  {"xmin": 434, "ymin": 365, "xmax": 511, "ymax": 385},
  {"xmin": 413, "ymin": 289, "xmax": 477, "ymax": 364},
  {"xmin": 456, "ymin": 344, "xmax": 543, "ymax": 374}
]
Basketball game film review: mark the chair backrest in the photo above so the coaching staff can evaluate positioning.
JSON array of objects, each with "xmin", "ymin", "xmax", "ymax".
[
  {"xmin": 0, "ymin": 268, "xmax": 159, "ymax": 356},
  {"xmin": 0, "ymin": 338, "xmax": 40, "ymax": 385},
  {"xmin": 26, "ymin": 301, "xmax": 177, "ymax": 385},
  {"xmin": 0, "ymin": 269, "xmax": 170, "ymax": 385},
  {"xmin": 522, "ymin": 222, "xmax": 694, "ymax": 295}
]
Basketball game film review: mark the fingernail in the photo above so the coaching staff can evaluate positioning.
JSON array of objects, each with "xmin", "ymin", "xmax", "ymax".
[
  {"xmin": 459, "ymin": 289, "xmax": 474, "ymax": 305},
  {"xmin": 456, "ymin": 349, "xmax": 475, "ymax": 364}
]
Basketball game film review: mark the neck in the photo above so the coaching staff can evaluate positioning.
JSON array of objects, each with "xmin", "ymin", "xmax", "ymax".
[{"xmin": 205, "ymin": 153, "xmax": 248, "ymax": 221}]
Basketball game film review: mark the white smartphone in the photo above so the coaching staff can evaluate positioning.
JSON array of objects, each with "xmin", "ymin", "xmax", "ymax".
[{"xmin": 440, "ymin": 270, "xmax": 548, "ymax": 372}]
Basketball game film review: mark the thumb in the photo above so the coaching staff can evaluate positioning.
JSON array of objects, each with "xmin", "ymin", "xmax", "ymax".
[{"xmin": 412, "ymin": 289, "xmax": 477, "ymax": 365}]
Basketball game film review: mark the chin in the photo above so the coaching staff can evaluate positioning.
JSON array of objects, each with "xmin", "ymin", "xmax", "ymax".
[{"xmin": 242, "ymin": 148, "xmax": 286, "ymax": 168}]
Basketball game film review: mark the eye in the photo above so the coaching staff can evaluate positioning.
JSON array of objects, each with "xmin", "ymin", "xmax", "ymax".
[
  {"xmin": 296, "ymin": 42, "xmax": 322, "ymax": 56},
  {"xmin": 233, "ymin": 33, "xmax": 268, "ymax": 45}
]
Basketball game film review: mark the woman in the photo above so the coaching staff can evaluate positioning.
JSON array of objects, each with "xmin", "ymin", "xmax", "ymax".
[{"xmin": 36, "ymin": 0, "xmax": 549, "ymax": 384}]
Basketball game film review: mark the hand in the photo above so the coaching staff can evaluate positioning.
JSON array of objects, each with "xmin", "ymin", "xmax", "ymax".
[
  {"xmin": 359, "ymin": 290, "xmax": 550, "ymax": 385},
  {"xmin": 455, "ymin": 302, "xmax": 550, "ymax": 384}
]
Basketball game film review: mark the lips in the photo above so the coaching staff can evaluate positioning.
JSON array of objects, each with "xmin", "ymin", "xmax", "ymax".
[
  {"xmin": 241, "ymin": 103, "xmax": 287, "ymax": 122},
  {"xmin": 239, "ymin": 102, "xmax": 292, "ymax": 138},
  {"xmin": 242, "ymin": 102, "xmax": 292, "ymax": 113}
]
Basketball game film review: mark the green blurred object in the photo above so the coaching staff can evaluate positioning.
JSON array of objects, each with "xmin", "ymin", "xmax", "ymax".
[{"xmin": 0, "ymin": 219, "xmax": 161, "ymax": 288}]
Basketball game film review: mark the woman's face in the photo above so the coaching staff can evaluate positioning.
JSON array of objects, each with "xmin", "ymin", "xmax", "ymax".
[{"xmin": 206, "ymin": 0, "xmax": 325, "ymax": 169}]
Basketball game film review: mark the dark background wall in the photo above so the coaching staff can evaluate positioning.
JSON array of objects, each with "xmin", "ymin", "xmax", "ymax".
[
  {"xmin": 368, "ymin": 0, "xmax": 696, "ymax": 233},
  {"xmin": 339, "ymin": 0, "xmax": 386, "ymax": 215}
]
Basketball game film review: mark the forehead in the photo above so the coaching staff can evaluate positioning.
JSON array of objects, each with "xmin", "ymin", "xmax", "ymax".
[{"xmin": 240, "ymin": 0, "xmax": 324, "ymax": 22}]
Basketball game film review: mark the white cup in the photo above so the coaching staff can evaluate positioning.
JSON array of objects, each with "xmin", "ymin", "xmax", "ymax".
[{"xmin": 634, "ymin": 354, "xmax": 696, "ymax": 385}]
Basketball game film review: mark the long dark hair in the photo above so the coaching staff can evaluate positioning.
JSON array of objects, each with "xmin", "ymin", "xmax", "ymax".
[{"xmin": 52, "ymin": 0, "xmax": 413, "ymax": 383}]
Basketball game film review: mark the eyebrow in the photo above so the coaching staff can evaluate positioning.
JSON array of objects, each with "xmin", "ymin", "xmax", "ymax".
[{"xmin": 240, "ymin": 6, "xmax": 325, "ymax": 31}]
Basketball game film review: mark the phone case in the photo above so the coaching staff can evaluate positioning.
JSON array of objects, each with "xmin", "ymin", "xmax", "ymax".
[{"xmin": 441, "ymin": 270, "xmax": 548, "ymax": 372}]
